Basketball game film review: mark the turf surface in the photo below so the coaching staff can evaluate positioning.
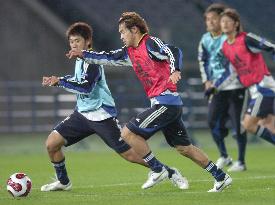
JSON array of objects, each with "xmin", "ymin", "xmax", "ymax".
[{"xmin": 0, "ymin": 132, "xmax": 274, "ymax": 205}]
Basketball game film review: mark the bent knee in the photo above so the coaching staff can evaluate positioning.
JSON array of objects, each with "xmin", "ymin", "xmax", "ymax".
[
  {"xmin": 242, "ymin": 120, "xmax": 258, "ymax": 133},
  {"xmin": 45, "ymin": 131, "xmax": 64, "ymax": 153}
]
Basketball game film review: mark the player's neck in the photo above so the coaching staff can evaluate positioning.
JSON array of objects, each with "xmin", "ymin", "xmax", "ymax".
[
  {"xmin": 227, "ymin": 31, "xmax": 238, "ymax": 44},
  {"xmin": 133, "ymin": 33, "xmax": 147, "ymax": 47},
  {"xmin": 210, "ymin": 30, "xmax": 222, "ymax": 37}
]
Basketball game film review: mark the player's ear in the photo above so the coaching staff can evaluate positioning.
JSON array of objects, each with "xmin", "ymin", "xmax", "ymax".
[{"xmin": 131, "ymin": 26, "xmax": 139, "ymax": 34}]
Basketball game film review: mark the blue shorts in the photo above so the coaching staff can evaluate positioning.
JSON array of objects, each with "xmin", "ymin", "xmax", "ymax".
[
  {"xmin": 126, "ymin": 104, "xmax": 191, "ymax": 147},
  {"xmin": 247, "ymin": 96, "xmax": 275, "ymax": 118},
  {"xmin": 54, "ymin": 111, "xmax": 130, "ymax": 153}
]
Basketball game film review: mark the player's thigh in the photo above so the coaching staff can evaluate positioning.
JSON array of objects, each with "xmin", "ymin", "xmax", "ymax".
[
  {"xmin": 259, "ymin": 114, "xmax": 275, "ymax": 133},
  {"xmin": 92, "ymin": 117, "xmax": 131, "ymax": 153},
  {"xmin": 247, "ymin": 96, "xmax": 274, "ymax": 118},
  {"xmin": 162, "ymin": 117, "xmax": 191, "ymax": 147},
  {"xmin": 208, "ymin": 91, "xmax": 230, "ymax": 128},
  {"xmin": 54, "ymin": 111, "xmax": 95, "ymax": 147},
  {"xmin": 126, "ymin": 105, "xmax": 182, "ymax": 140},
  {"xmin": 242, "ymin": 114, "xmax": 261, "ymax": 133}
]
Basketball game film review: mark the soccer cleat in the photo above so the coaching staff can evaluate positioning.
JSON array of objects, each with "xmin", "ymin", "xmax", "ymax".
[
  {"xmin": 208, "ymin": 174, "xmax": 232, "ymax": 192},
  {"xmin": 216, "ymin": 156, "xmax": 233, "ymax": 169},
  {"xmin": 41, "ymin": 180, "xmax": 72, "ymax": 192},
  {"xmin": 227, "ymin": 161, "xmax": 247, "ymax": 172},
  {"xmin": 141, "ymin": 167, "xmax": 168, "ymax": 189},
  {"xmin": 169, "ymin": 168, "xmax": 189, "ymax": 190}
]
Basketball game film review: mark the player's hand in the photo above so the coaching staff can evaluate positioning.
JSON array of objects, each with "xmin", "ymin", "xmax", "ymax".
[
  {"xmin": 204, "ymin": 87, "xmax": 218, "ymax": 100},
  {"xmin": 204, "ymin": 81, "xmax": 213, "ymax": 90},
  {"xmin": 42, "ymin": 76, "xmax": 52, "ymax": 86},
  {"xmin": 169, "ymin": 71, "xmax": 181, "ymax": 84},
  {"xmin": 49, "ymin": 76, "xmax": 60, "ymax": 86},
  {"xmin": 66, "ymin": 49, "xmax": 83, "ymax": 59}
]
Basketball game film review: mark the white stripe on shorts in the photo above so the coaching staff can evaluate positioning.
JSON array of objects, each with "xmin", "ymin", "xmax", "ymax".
[
  {"xmin": 251, "ymin": 94, "xmax": 263, "ymax": 117},
  {"xmin": 139, "ymin": 106, "xmax": 167, "ymax": 128}
]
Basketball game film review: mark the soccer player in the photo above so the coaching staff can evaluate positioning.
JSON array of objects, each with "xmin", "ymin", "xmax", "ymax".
[
  {"xmin": 41, "ymin": 22, "xmax": 157, "ymax": 192},
  {"xmin": 198, "ymin": 3, "xmax": 247, "ymax": 172},
  {"xmin": 67, "ymin": 12, "xmax": 232, "ymax": 192},
  {"xmin": 218, "ymin": 8, "xmax": 275, "ymax": 144}
]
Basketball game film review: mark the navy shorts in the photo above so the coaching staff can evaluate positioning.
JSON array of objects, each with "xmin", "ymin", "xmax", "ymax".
[
  {"xmin": 208, "ymin": 88, "xmax": 246, "ymax": 138},
  {"xmin": 54, "ymin": 111, "xmax": 130, "ymax": 153},
  {"xmin": 247, "ymin": 96, "xmax": 275, "ymax": 118},
  {"xmin": 126, "ymin": 104, "xmax": 191, "ymax": 147}
]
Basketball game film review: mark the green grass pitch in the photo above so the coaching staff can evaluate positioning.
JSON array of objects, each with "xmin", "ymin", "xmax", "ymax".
[{"xmin": 0, "ymin": 132, "xmax": 274, "ymax": 205}]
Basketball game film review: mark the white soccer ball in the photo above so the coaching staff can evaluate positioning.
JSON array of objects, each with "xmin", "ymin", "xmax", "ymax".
[{"xmin": 7, "ymin": 173, "xmax": 32, "ymax": 197}]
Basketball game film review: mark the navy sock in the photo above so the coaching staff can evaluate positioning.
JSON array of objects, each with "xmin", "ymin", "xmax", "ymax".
[
  {"xmin": 256, "ymin": 126, "xmax": 275, "ymax": 145},
  {"xmin": 143, "ymin": 152, "xmax": 165, "ymax": 173},
  {"xmin": 204, "ymin": 161, "xmax": 226, "ymax": 182},
  {"xmin": 164, "ymin": 166, "xmax": 175, "ymax": 178},
  {"xmin": 52, "ymin": 158, "xmax": 70, "ymax": 185}
]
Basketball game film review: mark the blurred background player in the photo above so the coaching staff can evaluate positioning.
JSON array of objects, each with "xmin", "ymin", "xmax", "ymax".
[
  {"xmin": 218, "ymin": 9, "xmax": 275, "ymax": 145},
  {"xmin": 198, "ymin": 3, "xmax": 247, "ymax": 172},
  {"xmin": 67, "ymin": 11, "xmax": 232, "ymax": 192},
  {"xmin": 40, "ymin": 22, "xmax": 153, "ymax": 192}
]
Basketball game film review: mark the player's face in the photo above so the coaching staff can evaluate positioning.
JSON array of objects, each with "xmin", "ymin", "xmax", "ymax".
[
  {"xmin": 220, "ymin": 16, "xmax": 238, "ymax": 35},
  {"xmin": 205, "ymin": 12, "xmax": 221, "ymax": 33},
  {"xmin": 69, "ymin": 35, "xmax": 90, "ymax": 51},
  {"xmin": 119, "ymin": 23, "xmax": 135, "ymax": 47}
]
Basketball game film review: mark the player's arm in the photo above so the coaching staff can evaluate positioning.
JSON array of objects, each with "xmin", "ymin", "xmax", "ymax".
[
  {"xmin": 198, "ymin": 40, "xmax": 211, "ymax": 84},
  {"xmin": 213, "ymin": 64, "xmax": 239, "ymax": 90},
  {"xmin": 146, "ymin": 37, "xmax": 182, "ymax": 84},
  {"xmin": 198, "ymin": 40, "xmax": 213, "ymax": 90},
  {"xmin": 67, "ymin": 47, "xmax": 132, "ymax": 67},
  {"xmin": 58, "ymin": 64, "xmax": 102, "ymax": 94},
  {"xmin": 213, "ymin": 51, "xmax": 239, "ymax": 90},
  {"xmin": 245, "ymin": 33, "xmax": 275, "ymax": 55}
]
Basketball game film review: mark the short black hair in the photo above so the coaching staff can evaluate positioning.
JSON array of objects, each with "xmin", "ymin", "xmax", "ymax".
[{"xmin": 66, "ymin": 22, "xmax": 93, "ymax": 48}]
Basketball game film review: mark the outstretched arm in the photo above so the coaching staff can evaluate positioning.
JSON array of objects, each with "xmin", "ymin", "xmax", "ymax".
[
  {"xmin": 42, "ymin": 64, "xmax": 102, "ymax": 95},
  {"xmin": 67, "ymin": 48, "xmax": 132, "ymax": 67}
]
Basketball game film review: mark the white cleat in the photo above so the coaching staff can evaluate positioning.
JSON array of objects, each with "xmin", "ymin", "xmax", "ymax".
[
  {"xmin": 169, "ymin": 168, "xmax": 189, "ymax": 190},
  {"xmin": 41, "ymin": 180, "xmax": 72, "ymax": 192},
  {"xmin": 208, "ymin": 174, "xmax": 232, "ymax": 192},
  {"xmin": 216, "ymin": 156, "xmax": 233, "ymax": 169},
  {"xmin": 141, "ymin": 167, "xmax": 168, "ymax": 189},
  {"xmin": 228, "ymin": 161, "xmax": 247, "ymax": 172}
]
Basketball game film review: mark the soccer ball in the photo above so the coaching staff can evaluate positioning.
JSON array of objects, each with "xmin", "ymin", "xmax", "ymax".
[{"xmin": 7, "ymin": 173, "xmax": 32, "ymax": 197}]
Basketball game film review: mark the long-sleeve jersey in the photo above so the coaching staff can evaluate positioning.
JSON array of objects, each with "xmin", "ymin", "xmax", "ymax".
[
  {"xmin": 82, "ymin": 34, "xmax": 183, "ymax": 106},
  {"xmin": 217, "ymin": 32, "xmax": 275, "ymax": 98},
  {"xmin": 222, "ymin": 32, "xmax": 274, "ymax": 87},
  {"xmin": 198, "ymin": 32, "xmax": 242, "ymax": 90},
  {"xmin": 58, "ymin": 58, "xmax": 117, "ymax": 119}
]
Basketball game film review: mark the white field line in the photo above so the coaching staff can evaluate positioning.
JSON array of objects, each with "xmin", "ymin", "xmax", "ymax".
[
  {"xmin": 1, "ymin": 175, "xmax": 274, "ymax": 200},
  {"xmin": 33, "ymin": 175, "xmax": 275, "ymax": 190}
]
